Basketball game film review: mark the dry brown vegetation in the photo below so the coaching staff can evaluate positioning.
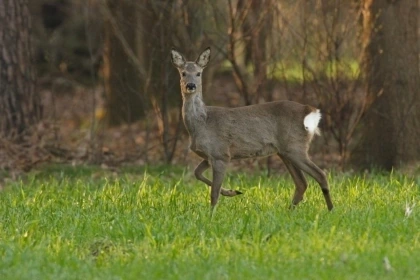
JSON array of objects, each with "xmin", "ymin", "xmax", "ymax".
[{"xmin": 1, "ymin": 0, "xmax": 419, "ymax": 175}]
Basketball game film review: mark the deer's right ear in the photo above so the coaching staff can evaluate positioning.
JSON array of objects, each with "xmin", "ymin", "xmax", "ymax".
[{"xmin": 171, "ymin": 48, "xmax": 186, "ymax": 68}]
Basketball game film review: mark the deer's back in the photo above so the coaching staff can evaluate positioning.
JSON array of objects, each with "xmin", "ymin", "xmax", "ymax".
[{"xmin": 191, "ymin": 101, "xmax": 315, "ymax": 160}]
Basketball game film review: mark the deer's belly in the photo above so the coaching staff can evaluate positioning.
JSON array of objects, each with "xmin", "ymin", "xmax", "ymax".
[
  {"xmin": 189, "ymin": 137, "xmax": 278, "ymax": 160},
  {"xmin": 230, "ymin": 143, "xmax": 278, "ymax": 160}
]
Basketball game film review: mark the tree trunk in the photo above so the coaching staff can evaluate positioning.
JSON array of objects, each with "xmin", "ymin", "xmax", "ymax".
[
  {"xmin": 351, "ymin": 0, "xmax": 420, "ymax": 169},
  {"xmin": 0, "ymin": 0, "xmax": 41, "ymax": 138},
  {"xmin": 102, "ymin": 0, "xmax": 144, "ymax": 126}
]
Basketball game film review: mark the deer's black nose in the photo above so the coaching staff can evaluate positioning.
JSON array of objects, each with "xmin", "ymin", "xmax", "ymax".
[{"xmin": 186, "ymin": 83, "xmax": 196, "ymax": 91}]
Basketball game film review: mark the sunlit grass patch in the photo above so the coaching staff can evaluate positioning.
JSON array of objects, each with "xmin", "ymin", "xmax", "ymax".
[
  {"xmin": 0, "ymin": 166, "xmax": 419, "ymax": 279},
  {"xmin": 219, "ymin": 59, "xmax": 360, "ymax": 83}
]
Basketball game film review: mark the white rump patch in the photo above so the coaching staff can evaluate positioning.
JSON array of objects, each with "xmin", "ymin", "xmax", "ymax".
[{"xmin": 304, "ymin": 109, "xmax": 321, "ymax": 136}]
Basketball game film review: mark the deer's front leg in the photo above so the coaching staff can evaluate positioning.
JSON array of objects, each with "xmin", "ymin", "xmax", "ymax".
[
  {"xmin": 195, "ymin": 160, "xmax": 242, "ymax": 197},
  {"xmin": 194, "ymin": 160, "xmax": 212, "ymax": 186},
  {"xmin": 210, "ymin": 159, "xmax": 228, "ymax": 207}
]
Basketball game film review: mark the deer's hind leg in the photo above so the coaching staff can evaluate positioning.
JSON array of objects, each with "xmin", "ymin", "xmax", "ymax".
[
  {"xmin": 278, "ymin": 154, "xmax": 308, "ymax": 208},
  {"xmin": 284, "ymin": 151, "xmax": 333, "ymax": 211},
  {"xmin": 194, "ymin": 160, "xmax": 242, "ymax": 197}
]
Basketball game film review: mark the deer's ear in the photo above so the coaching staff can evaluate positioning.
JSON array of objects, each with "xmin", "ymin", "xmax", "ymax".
[
  {"xmin": 196, "ymin": 47, "xmax": 211, "ymax": 68},
  {"xmin": 171, "ymin": 48, "xmax": 186, "ymax": 68}
]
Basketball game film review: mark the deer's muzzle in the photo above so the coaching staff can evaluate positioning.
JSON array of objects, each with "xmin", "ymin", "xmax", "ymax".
[{"xmin": 186, "ymin": 83, "xmax": 196, "ymax": 92}]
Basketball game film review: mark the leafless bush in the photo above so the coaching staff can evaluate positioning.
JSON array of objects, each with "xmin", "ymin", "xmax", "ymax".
[
  {"xmin": 24, "ymin": 0, "xmax": 370, "ymax": 169},
  {"xmin": 278, "ymin": 0, "xmax": 366, "ymax": 167},
  {"xmin": 202, "ymin": 0, "xmax": 366, "ymax": 168},
  {"xmin": 97, "ymin": 0, "xmax": 368, "ymax": 167}
]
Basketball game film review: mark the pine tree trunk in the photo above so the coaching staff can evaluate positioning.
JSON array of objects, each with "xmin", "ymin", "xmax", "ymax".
[
  {"xmin": 0, "ymin": 0, "xmax": 41, "ymax": 138},
  {"xmin": 352, "ymin": 0, "xmax": 420, "ymax": 169}
]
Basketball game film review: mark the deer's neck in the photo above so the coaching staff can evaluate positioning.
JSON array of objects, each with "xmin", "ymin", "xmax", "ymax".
[{"xmin": 182, "ymin": 91, "xmax": 207, "ymax": 135}]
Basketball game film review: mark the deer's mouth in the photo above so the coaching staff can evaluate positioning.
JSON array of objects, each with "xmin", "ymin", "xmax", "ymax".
[{"xmin": 186, "ymin": 89, "xmax": 196, "ymax": 94}]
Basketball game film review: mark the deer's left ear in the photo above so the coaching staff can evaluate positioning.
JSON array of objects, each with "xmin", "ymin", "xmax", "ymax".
[
  {"xmin": 196, "ymin": 47, "xmax": 211, "ymax": 68},
  {"xmin": 171, "ymin": 48, "xmax": 186, "ymax": 68}
]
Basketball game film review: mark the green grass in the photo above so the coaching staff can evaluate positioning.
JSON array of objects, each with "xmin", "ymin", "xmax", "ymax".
[{"xmin": 0, "ymin": 165, "xmax": 419, "ymax": 279}]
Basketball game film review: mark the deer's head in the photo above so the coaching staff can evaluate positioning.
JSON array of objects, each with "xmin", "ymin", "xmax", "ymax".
[{"xmin": 171, "ymin": 48, "xmax": 211, "ymax": 96}]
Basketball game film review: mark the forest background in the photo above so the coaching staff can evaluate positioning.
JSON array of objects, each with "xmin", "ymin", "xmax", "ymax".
[{"xmin": 1, "ymin": 0, "xmax": 419, "ymax": 176}]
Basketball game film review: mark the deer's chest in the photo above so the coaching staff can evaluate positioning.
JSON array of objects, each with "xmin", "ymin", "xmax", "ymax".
[
  {"xmin": 189, "ymin": 133, "xmax": 230, "ymax": 160},
  {"xmin": 189, "ymin": 137, "xmax": 209, "ymax": 159}
]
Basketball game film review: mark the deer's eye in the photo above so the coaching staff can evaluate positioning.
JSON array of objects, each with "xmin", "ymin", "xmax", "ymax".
[
  {"xmin": 196, "ymin": 72, "xmax": 201, "ymax": 77},
  {"xmin": 182, "ymin": 72, "xmax": 186, "ymax": 77}
]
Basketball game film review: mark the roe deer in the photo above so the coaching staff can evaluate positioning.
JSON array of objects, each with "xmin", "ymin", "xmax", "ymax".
[{"xmin": 171, "ymin": 47, "xmax": 333, "ymax": 211}]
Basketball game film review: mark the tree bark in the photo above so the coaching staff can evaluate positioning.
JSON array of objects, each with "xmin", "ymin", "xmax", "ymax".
[
  {"xmin": 0, "ymin": 0, "xmax": 41, "ymax": 138},
  {"xmin": 352, "ymin": 0, "xmax": 420, "ymax": 169},
  {"xmin": 102, "ymin": 0, "xmax": 144, "ymax": 126}
]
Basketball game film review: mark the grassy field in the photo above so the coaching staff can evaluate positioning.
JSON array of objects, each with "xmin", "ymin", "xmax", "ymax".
[{"xmin": 0, "ymin": 165, "xmax": 419, "ymax": 280}]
